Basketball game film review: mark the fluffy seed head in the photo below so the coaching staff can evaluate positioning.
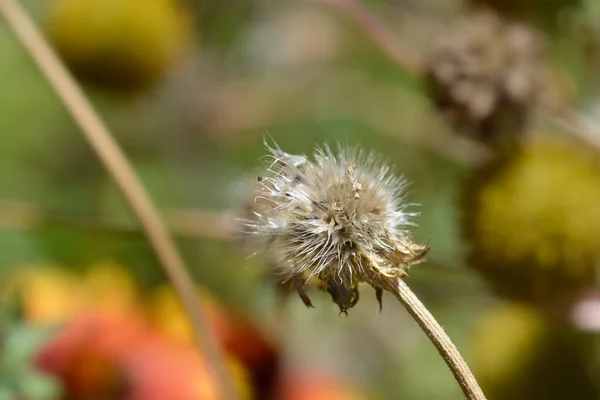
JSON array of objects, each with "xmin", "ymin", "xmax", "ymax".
[{"xmin": 243, "ymin": 141, "xmax": 428, "ymax": 313}]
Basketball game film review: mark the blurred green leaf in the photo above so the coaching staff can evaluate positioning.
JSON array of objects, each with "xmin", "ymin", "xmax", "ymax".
[{"xmin": 0, "ymin": 320, "xmax": 62, "ymax": 400}]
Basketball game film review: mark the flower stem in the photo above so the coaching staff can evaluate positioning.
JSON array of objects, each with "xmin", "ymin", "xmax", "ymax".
[
  {"xmin": 308, "ymin": 0, "xmax": 423, "ymax": 79},
  {"xmin": 0, "ymin": 1, "xmax": 236, "ymax": 399},
  {"xmin": 392, "ymin": 278, "xmax": 486, "ymax": 400}
]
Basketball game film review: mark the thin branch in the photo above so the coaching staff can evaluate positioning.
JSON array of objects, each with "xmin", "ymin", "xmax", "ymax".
[
  {"xmin": 0, "ymin": 1, "xmax": 237, "ymax": 399},
  {"xmin": 312, "ymin": 0, "xmax": 600, "ymax": 163},
  {"xmin": 0, "ymin": 200, "xmax": 478, "ymax": 279},
  {"xmin": 166, "ymin": 209, "xmax": 237, "ymax": 240},
  {"xmin": 376, "ymin": 123, "xmax": 490, "ymax": 168},
  {"xmin": 308, "ymin": 0, "xmax": 423, "ymax": 79},
  {"xmin": 204, "ymin": 75, "xmax": 487, "ymax": 167},
  {"xmin": 0, "ymin": 201, "xmax": 236, "ymax": 240},
  {"xmin": 390, "ymin": 278, "xmax": 486, "ymax": 400}
]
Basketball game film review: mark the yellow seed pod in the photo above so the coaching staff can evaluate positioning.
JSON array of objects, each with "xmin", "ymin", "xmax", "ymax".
[
  {"xmin": 46, "ymin": 0, "xmax": 192, "ymax": 92},
  {"xmin": 463, "ymin": 137, "xmax": 600, "ymax": 307},
  {"xmin": 471, "ymin": 303, "xmax": 546, "ymax": 389},
  {"xmin": 471, "ymin": 302, "xmax": 597, "ymax": 399}
]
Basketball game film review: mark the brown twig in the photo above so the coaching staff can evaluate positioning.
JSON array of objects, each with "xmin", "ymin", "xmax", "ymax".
[
  {"xmin": 0, "ymin": 201, "xmax": 236, "ymax": 240},
  {"xmin": 390, "ymin": 278, "xmax": 486, "ymax": 400},
  {"xmin": 308, "ymin": 0, "xmax": 423, "ymax": 79},
  {"xmin": 305, "ymin": 0, "xmax": 497, "ymax": 167},
  {"xmin": 0, "ymin": 1, "xmax": 237, "ymax": 399},
  {"xmin": 205, "ymin": 76, "xmax": 488, "ymax": 167},
  {"xmin": 0, "ymin": 199, "xmax": 477, "ymax": 277},
  {"xmin": 314, "ymin": 0, "xmax": 600, "ymax": 166}
]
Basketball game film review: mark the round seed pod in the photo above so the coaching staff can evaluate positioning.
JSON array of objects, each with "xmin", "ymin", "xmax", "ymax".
[
  {"xmin": 46, "ymin": 0, "xmax": 192, "ymax": 93},
  {"xmin": 425, "ymin": 11, "xmax": 561, "ymax": 143},
  {"xmin": 462, "ymin": 137, "xmax": 600, "ymax": 309},
  {"xmin": 471, "ymin": 302, "xmax": 597, "ymax": 400}
]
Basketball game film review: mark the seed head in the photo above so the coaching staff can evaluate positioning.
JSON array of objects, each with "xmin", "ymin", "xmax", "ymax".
[
  {"xmin": 425, "ymin": 10, "xmax": 560, "ymax": 142},
  {"xmin": 462, "ymin": 138, "xmax": 600, "ymax": 308},
  {"xmin": 243, "ymin": 141, "xmax": 428, "ymax": 314}
]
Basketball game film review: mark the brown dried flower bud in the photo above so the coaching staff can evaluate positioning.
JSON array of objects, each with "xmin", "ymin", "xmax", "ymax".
[{"xmin": 425, "ymin": 11, "xmax": 559, "ymax": 143}]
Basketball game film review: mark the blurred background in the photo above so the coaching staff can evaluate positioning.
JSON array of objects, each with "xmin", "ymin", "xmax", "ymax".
[{"xmin": 2, "ymin": 0, "xmax": 600, "ymax": 398}]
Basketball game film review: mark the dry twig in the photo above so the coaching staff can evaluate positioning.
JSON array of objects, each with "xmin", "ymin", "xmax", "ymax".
[
  {"xmin": 0, "ymin": 201, "xmax": 236, "ymax": 240},
  {"xmin": 308, "ymin": 0, "xmax": 423, "ymax": 78},
  {"xmin": 389, "ymin": 278, "xmax": 486, "ymax": 399},
  {"xmin": 312, "ymin": 0, "xmax": 600, "ymax": 163},
  {"xmin": 0, "ymin": 1, "xmax": 236, "ymax": 399}
]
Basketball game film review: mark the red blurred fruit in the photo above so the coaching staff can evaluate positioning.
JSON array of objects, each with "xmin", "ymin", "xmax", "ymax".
[
  {"xmin": 121, "ymin": 338, "xmax": 220, "ymax": 400},
  {"xmin": 274, "ymin": 371, "xmax": 368, "ymax": 400},
  {"xmin": 35, "ymin": 309, "xmax": 150, "ymax": 399},
  {"xmin": 150, "ymin": 287, "xmax": 281, "ymax": 397},
  {"xmin": 14, "ymin": 268, "xmax": 266, "ymax": 399},
  {"xmin": 36, "ymin": 308, "xmax": 252, "ymax": 400},
  {"xmin": 210, "ymin": 305, "xmax": 280, "ymax": 397}
]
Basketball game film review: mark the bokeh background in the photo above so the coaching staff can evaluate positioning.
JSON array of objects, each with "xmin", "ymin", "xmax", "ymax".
[{"xmin": 2, "ymin": 0, "xmax": 600, "ymax": 399}]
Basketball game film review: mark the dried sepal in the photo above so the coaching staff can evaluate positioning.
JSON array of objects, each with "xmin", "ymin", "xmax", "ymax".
[{"xmin": 242, "ymin": 140, "xmax": 429, "ymax": 314}]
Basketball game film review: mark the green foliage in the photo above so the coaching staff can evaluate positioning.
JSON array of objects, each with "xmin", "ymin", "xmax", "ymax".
[{"xmin": 0, "ymin": 314, "xmax": 62, "ymax": 399}]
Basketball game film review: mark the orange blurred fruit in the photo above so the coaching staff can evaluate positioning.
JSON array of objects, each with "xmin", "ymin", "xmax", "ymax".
[
  {"xmin": 275, "ymin": 371, "xmax": 369, "ymax": 400},
  {"xmin": 36, "ymin": 308, "xmax": 151, "ymax": 398},
  {"xmin": 36, "ymin": 304, "xmax": 253, "ymax": 399},
  {"xmin": 148, "ymin": 286, "xmax": 280, "ymax": 396},
  {"xmin": 6, "ymin": 265, "xmax": 258, "ymax": 399},
  {"xmin": 122, "ymin": 337, "xmax": 252, "ymax": 400}
]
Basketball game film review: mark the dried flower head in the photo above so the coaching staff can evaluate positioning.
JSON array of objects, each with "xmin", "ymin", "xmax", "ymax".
[
  {"xmin": 243, "ymin": 141, "xmax": 428, "ymax": 314},
  {"xmin": 425, "ymin": 11, "xmax": 562, "ymax": 142}
]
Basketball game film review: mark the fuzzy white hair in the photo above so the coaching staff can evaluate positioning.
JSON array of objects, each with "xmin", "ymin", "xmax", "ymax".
[{"xmin": 243, "ymin": 140, "xmax": 428, "ymax": 313}]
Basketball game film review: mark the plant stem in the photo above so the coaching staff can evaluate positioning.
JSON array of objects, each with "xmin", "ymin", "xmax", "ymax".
[
  {"xmin": 392, "ymin": 278, "xmax": 486, "ymax": 400},
  {"xmin": 0, "ymin": 1, "xmax": 237, "ymax": 399},
  {"xmin": 309, "ymin": 0, "xmax": 423, "ymax": 79},
  {"xmin": 0, "ymin": 200, "xmax": 236, "ymax": 241}
]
